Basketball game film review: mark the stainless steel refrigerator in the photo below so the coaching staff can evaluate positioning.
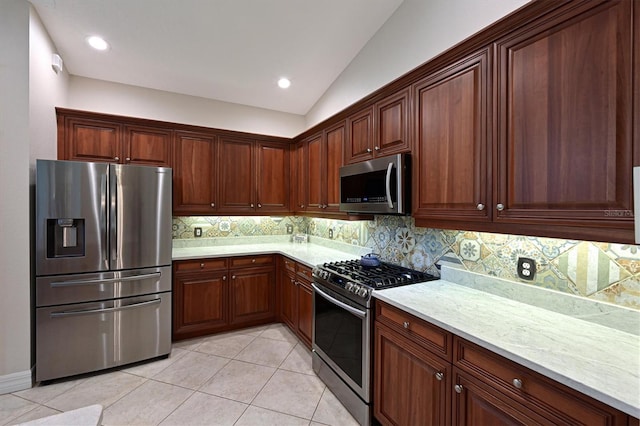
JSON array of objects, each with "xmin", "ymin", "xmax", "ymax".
[{"xmin": 35, "ymin": 159, "xmax": 172, "ymax": 382}]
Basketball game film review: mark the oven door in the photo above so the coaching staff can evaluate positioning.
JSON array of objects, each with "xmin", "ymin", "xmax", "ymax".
[{"xmin": 312, "ymin": 282, "xmax": 371, "ymax": 402}]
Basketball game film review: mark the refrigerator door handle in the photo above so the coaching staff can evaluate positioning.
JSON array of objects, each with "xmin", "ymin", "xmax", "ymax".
[
  {"xmin": 109, "ymin": 165, "xmax": 118, "ymax": 267},
  {"xmin": 50, "ymin": 272, "xmax": 162, "ymax": 288},
  {"xmin": 50, "ymin": 298, "xmax": 161, "ymax": 318},
  {"xmin": 101, "ymin": 171, "xmax": 109, "ymax": 267}
]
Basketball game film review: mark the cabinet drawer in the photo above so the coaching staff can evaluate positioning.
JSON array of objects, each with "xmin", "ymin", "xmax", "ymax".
[
  {"xmin": 375, "ymin": 300, "xmax": 452, "ymax": 361},
  {"xmin": 282, "ymin": 257, "xmax": 296, "ymax": 273},
  {"xmin": 453, "ymin": 337, "xmax": 627, "ymax": 425},
  {"xmin": 296, "ymin": 263, "xmax": 313, "ymax": 281},
  {"xmin": 175, "ymin": 258, "xmax": 228, "ymax": 272},
  {"xmin": 230, "ymin": 255, "xmax": 274, "ymax": 268}
]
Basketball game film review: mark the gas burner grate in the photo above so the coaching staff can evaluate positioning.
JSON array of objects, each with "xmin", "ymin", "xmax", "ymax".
[{"xmin": 322, "ymin": 260, "xmax": 437, "ymax": 289}]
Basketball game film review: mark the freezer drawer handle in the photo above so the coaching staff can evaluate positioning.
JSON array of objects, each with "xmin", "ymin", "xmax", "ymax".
[
  {"xmin": 50, "ymin": 272, "xmax": 161, "ymax": 288},
  {"xmin": 50, "ymin": 298, "xmax": 161, "ymax": 318}
]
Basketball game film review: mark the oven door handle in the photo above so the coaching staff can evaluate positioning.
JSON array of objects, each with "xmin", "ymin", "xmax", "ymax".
[{"xmin": 312, "ymin": 283, "xmax": 367, "ymax": 319}]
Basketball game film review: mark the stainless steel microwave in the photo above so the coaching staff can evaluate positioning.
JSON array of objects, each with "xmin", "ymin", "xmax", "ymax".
[{"xmin": 339, "ymin": 153, "xmax": 410, "ymax": 215}]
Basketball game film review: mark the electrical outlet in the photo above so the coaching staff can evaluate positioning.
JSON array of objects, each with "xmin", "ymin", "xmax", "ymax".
[
  {"xmin": 286, "ymin": 224, "xmax": 293, "ymax": 234},
  {"xmin": 194, "ymin": 227, "xmax": 202, "ymax": 238},
  {"xmin": 517, "ymin": 257, "xmax": 536, "ymax": 280},
  {"xmin": 328, "ymin": 228, "xmax": 334, "ymax": 239}
]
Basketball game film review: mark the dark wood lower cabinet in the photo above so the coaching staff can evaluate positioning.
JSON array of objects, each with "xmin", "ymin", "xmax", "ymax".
[
  {"xmin": 229, "ymin": 267, "xmax": 275, "ymax": 325},
  {"xmin": 278, "ymin": 257, "xmax": 313, "ymax": 349},
  {"xmin": 173, "ymin": 256, "xmax": 275, "ymax": 340},
  {"xmin": 374, "ymin": 322, "xmax": 451, "ymax": 426},
  {"xmin": 374, "ymin": 301, "xmax": 630, "ymax": 425}
]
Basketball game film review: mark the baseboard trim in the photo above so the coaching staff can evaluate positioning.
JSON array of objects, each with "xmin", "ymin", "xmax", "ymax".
[{"xmin": 0, "ymin": 369, "xmax": 32, "ymax": 394}]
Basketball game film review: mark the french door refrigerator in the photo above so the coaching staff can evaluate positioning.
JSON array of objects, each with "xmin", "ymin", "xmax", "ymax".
[{"xmin": 35, "ymin": 159, "xmax": 172, "ymax": 382}]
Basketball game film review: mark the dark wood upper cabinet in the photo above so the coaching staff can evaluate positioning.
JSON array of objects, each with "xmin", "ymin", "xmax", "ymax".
[
  {"xmin": 304, "ymin": 133, "xmax": 324, "ymax": 212},
  {"xmin": 59, "ymin": 116, "xmax": 122, "ymax": 163},
  {"xmin": 346, "ymin": 106, "xmax": 374, "ymax": 163},
  {"xmin": 494, "ymin": 0, "xmax": 634, "ymax": 240},
  {"xmin": 172, "ymin": 131, "xmax": 218, "ymax": 215},
  {"xmin": 375, "ymin": 87, "xmax": 411, "ymax": 157},
  {"xmin": 325, "ymin": 122, "xmax": 345, "ymax": 212},
  {"xmin": 413, "ymin": 50, "xmax": 490, "ymax": 224},
  {"xmin": 218, "ymin": 137, "xmax": 255, "ymax": 213},
  {"xmin": 124, "ymin": 125, "xmax": 172, "ymax": 167},
  {"xmin": 292, "ymin": 141, "xmax": 307, "ymax": 211},
  {"xmin": 256, "ymin": 141, "xmax": 290, "ymax": 213}
]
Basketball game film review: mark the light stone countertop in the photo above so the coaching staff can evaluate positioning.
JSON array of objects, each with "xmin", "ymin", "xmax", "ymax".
[
  {"xmin": 374, "ymin": 279, "xmax": 640, "ymax": 418},
  {"xmin": 172, "ymin": 240, "xmax": 369, "ymax": 268}
]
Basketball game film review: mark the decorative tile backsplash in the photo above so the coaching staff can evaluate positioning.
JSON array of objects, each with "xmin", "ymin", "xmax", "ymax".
[{"xmin": 173, "ymin": 215, "xmax": 640, "ymax": 310}]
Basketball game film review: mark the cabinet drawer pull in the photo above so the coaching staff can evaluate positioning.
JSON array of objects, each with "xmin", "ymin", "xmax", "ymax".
[
  {"xmin": 496, "ymin": 203, "xmax": 505, "ymax": 211},
  {"xmin": 374, "ymin": 146, "xmax": 380, "ymax": 151},
  {"xmin": 454, "ymin": 384, "xmax": 463, "ymax": 394},
  {"xmin": 223, "ymin": 275, "xmax": 227, "ymax": 280},
  {"xmin": 210, "ymin": 202, "xmax": 215, "ymax": 207},
  {"xmin": 435, "ymin": 372, "xmax": 444, "ymax": 381},
  {"xmin": 250, "ymin": 203, "xmax": 254, "ymax": 208},
  {"xmin": 257, "ymin": 203, "xmax": 262, "ymax": 208},
  {"xmin": 252, "ymin": 258, "xmax": 256, "ymax": 263},
  {"xmin": 300, "ymin": 204, "xmax": 304, "ymax": 208},
  {"xmin": 366, "ymin": 148, "xmax": 372, "ymax": 153},
  {"xmin": 232, "ymin": 275, "xmax": 236, "ymax": 279},
  {"xmin": 476, "ymin": 203, "xmax": 485, "ymax": 211},
  {"xmin": 125, "ymin": 157, "xmax": 131, "ymax": 162},
  {"xmin": 200, "ymin": 263, "xmax": 205, "ymax": 268},
  {"xmin": 512, "ymin": 378, "xmax": 523, "ymax": 389},
  {"xmin": 114, "ymin": 156, "xmax": 120, "ymax": 161},
  {"xmin": 403, "ymin": 321, "xmax": 410, "ymax": 329}
]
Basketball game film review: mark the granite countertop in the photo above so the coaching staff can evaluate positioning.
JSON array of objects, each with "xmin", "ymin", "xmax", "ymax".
[{"xmin": 374, "ymin": 274, "xmax": 640, "ymax": 418}]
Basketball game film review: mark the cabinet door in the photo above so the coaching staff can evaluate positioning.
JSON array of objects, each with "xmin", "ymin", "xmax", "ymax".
[
  {"xmin": 173, "ymin": 271, "xmax": 228, "ymax": 340},
  {"xmin": 124, "ymin": 125, "xmax": 172, "ymax": 167},
  {"xmin": 293, "ymin": 141, "xmax": 307, "ymax": 211},
  {"xmin": 280, "ymin": 269, "xmax": 298, "ymax": 330},
  {"xmin": 324, "ymin": 122, "xmax": 345, "ymax": 212},
  {"xmin": 495, "ymin": 0, "xmax": 633, "ymax": 235},
  {"xmin": 376, "ymin": 88, "xmax": 411, "ymax": 157},
  {"xmin": 305, "ymin": 133, "xmax": 324, "ymax": 212},
  {"xmin": 173, "ymin": 131, "xmax": 217, "ymax": 214},
  {"xmin": 256, "ymin": 141, "xmax": 290, "ymax": 213},
  {"xmin": 61, "ymin": 117, "xmax": 122, "ymax": 163},
  {"xmin": 229, "ymin": 268, "xmax": 275, "ymax": 326},
  {"xmin": 296, "ymin": 277, "xmax": 313, "ymax": 348},
  {"xmin": 346, "ymin": 107, "xmax": 374, "ymax": 163},
  {"xmin": 413, "ymin": 50, "xmax": 490, "ymax": 224},
  {"xmin": 218, "ymin": 138, "xmax": 255, "ymax": 213},
  {"xmin": 452, "ymin": 368, "xmax": 547, "ymax": 426},
  {"xmin": 374, "ymin": 322, "xmax": 451, "ymax": 426}
]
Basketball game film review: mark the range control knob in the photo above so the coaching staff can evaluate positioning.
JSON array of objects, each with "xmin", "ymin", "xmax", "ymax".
[
  {"xmin": 345, "ymin": 282, "xmax": 354, "ymax": 292},
  {"xmin": 357, "ymin": 287, "xmax": 369, "ymax": 297}
]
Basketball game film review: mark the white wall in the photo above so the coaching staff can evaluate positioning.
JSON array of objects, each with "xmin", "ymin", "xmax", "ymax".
[
  {"xmin": 0, "ymin": 0, "xmax": 32, "ymax": 393},
  {"xmin": 67, "ymin": 77, "xmax": 306, "ymax": 138},
  {"xmin": 306, "ymin": 0, "xmax": 530, "ymax": 127},
  {"xmin": 30, "ymin": 8, "xmax": 69, "ymax": 166}
]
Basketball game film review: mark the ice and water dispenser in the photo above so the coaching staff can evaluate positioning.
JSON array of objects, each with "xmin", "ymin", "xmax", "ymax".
[{"xmin": 46, "ymin": 218, "xmax": 85, "ymax": 258}]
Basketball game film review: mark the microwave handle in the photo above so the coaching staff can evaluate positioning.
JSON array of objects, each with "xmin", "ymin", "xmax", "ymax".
[{"xmin": 385, "ymin": 162, "xmax": 394, "ymax": 209}]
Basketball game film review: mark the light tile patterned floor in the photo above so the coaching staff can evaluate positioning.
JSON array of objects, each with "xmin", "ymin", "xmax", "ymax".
[{"xmin": 1, "ymin": 324, "xmax": 359, "ymax": 426}]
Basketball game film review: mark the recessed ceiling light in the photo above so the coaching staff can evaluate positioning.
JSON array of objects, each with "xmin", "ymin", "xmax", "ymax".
[
  {"xmin": 278, "ymin": 78, "xmax": 291, "ymax": 89},
  {"xmin": 87, "ymin": 36, "xmax": 109, "ymax": 51}
]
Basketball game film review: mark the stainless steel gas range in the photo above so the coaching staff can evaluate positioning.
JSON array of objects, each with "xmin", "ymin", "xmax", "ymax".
[{"xmin": 311, "ymin": 259, "xmax": 438, "ymax": 425}]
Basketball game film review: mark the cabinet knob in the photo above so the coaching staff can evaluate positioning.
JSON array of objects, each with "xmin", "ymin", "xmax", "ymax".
[
  {"xmin": 223, "ymin": 275, "xmax": 227, "ymax": 281},
  {"xmin": 366, "ymin": 148, "xmax": 372, "ymax": 153},
  {"xmin": 210, "ymin": 202, "xmax": 215, "ymax": 208},
  {"xmin": 257, "ymin": 203, "xmax": 262, "ymax": 208},
  {"xmin": 114, "ymin": 156, "xmax": 120, "ymax": 161},
  {"xmin": 300, "ymin": 204, "xmax": 305, "ymax": 208},
  {"xmin": 403, "ymin": 321, "xmax": 410, "ymax": 329},
  {"xmin": 232, "ymin": 275, "xmax": 236, "ymax": 279},
  {"xmin": 200, "ymin": 263, "xmax": 204, "ymax": 268},
  {"xmin": 250, "ymin": 203, "xmax": 254, "ymax": 208},
  {"xmin": 512, "ymin": 378, "xmax": 523, "ymax": 389},
  {"xmin": 251, "ymin": 258, "xmax": 256, "ymax": 263},
  {"xmin": 496, "ymin": 203, "xmax": 505, "ymax": 211},
  {"xmin": 476, "ymin": 203, "xmax": 485, "ymax": 211},
  {"xmin": 125, "ymin": 157, "xmax": 131, "ymax": 162},
  {"xmin": 454, "ymin": 384, "xmax": 463, "ymax": 394},
  {"xmin": 435, "ymin": 372, "xmax": 444, "ymax": 381},
  {"xmin": 374, "ymin": 146, "xmax": 380, "ymax": 151}
]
